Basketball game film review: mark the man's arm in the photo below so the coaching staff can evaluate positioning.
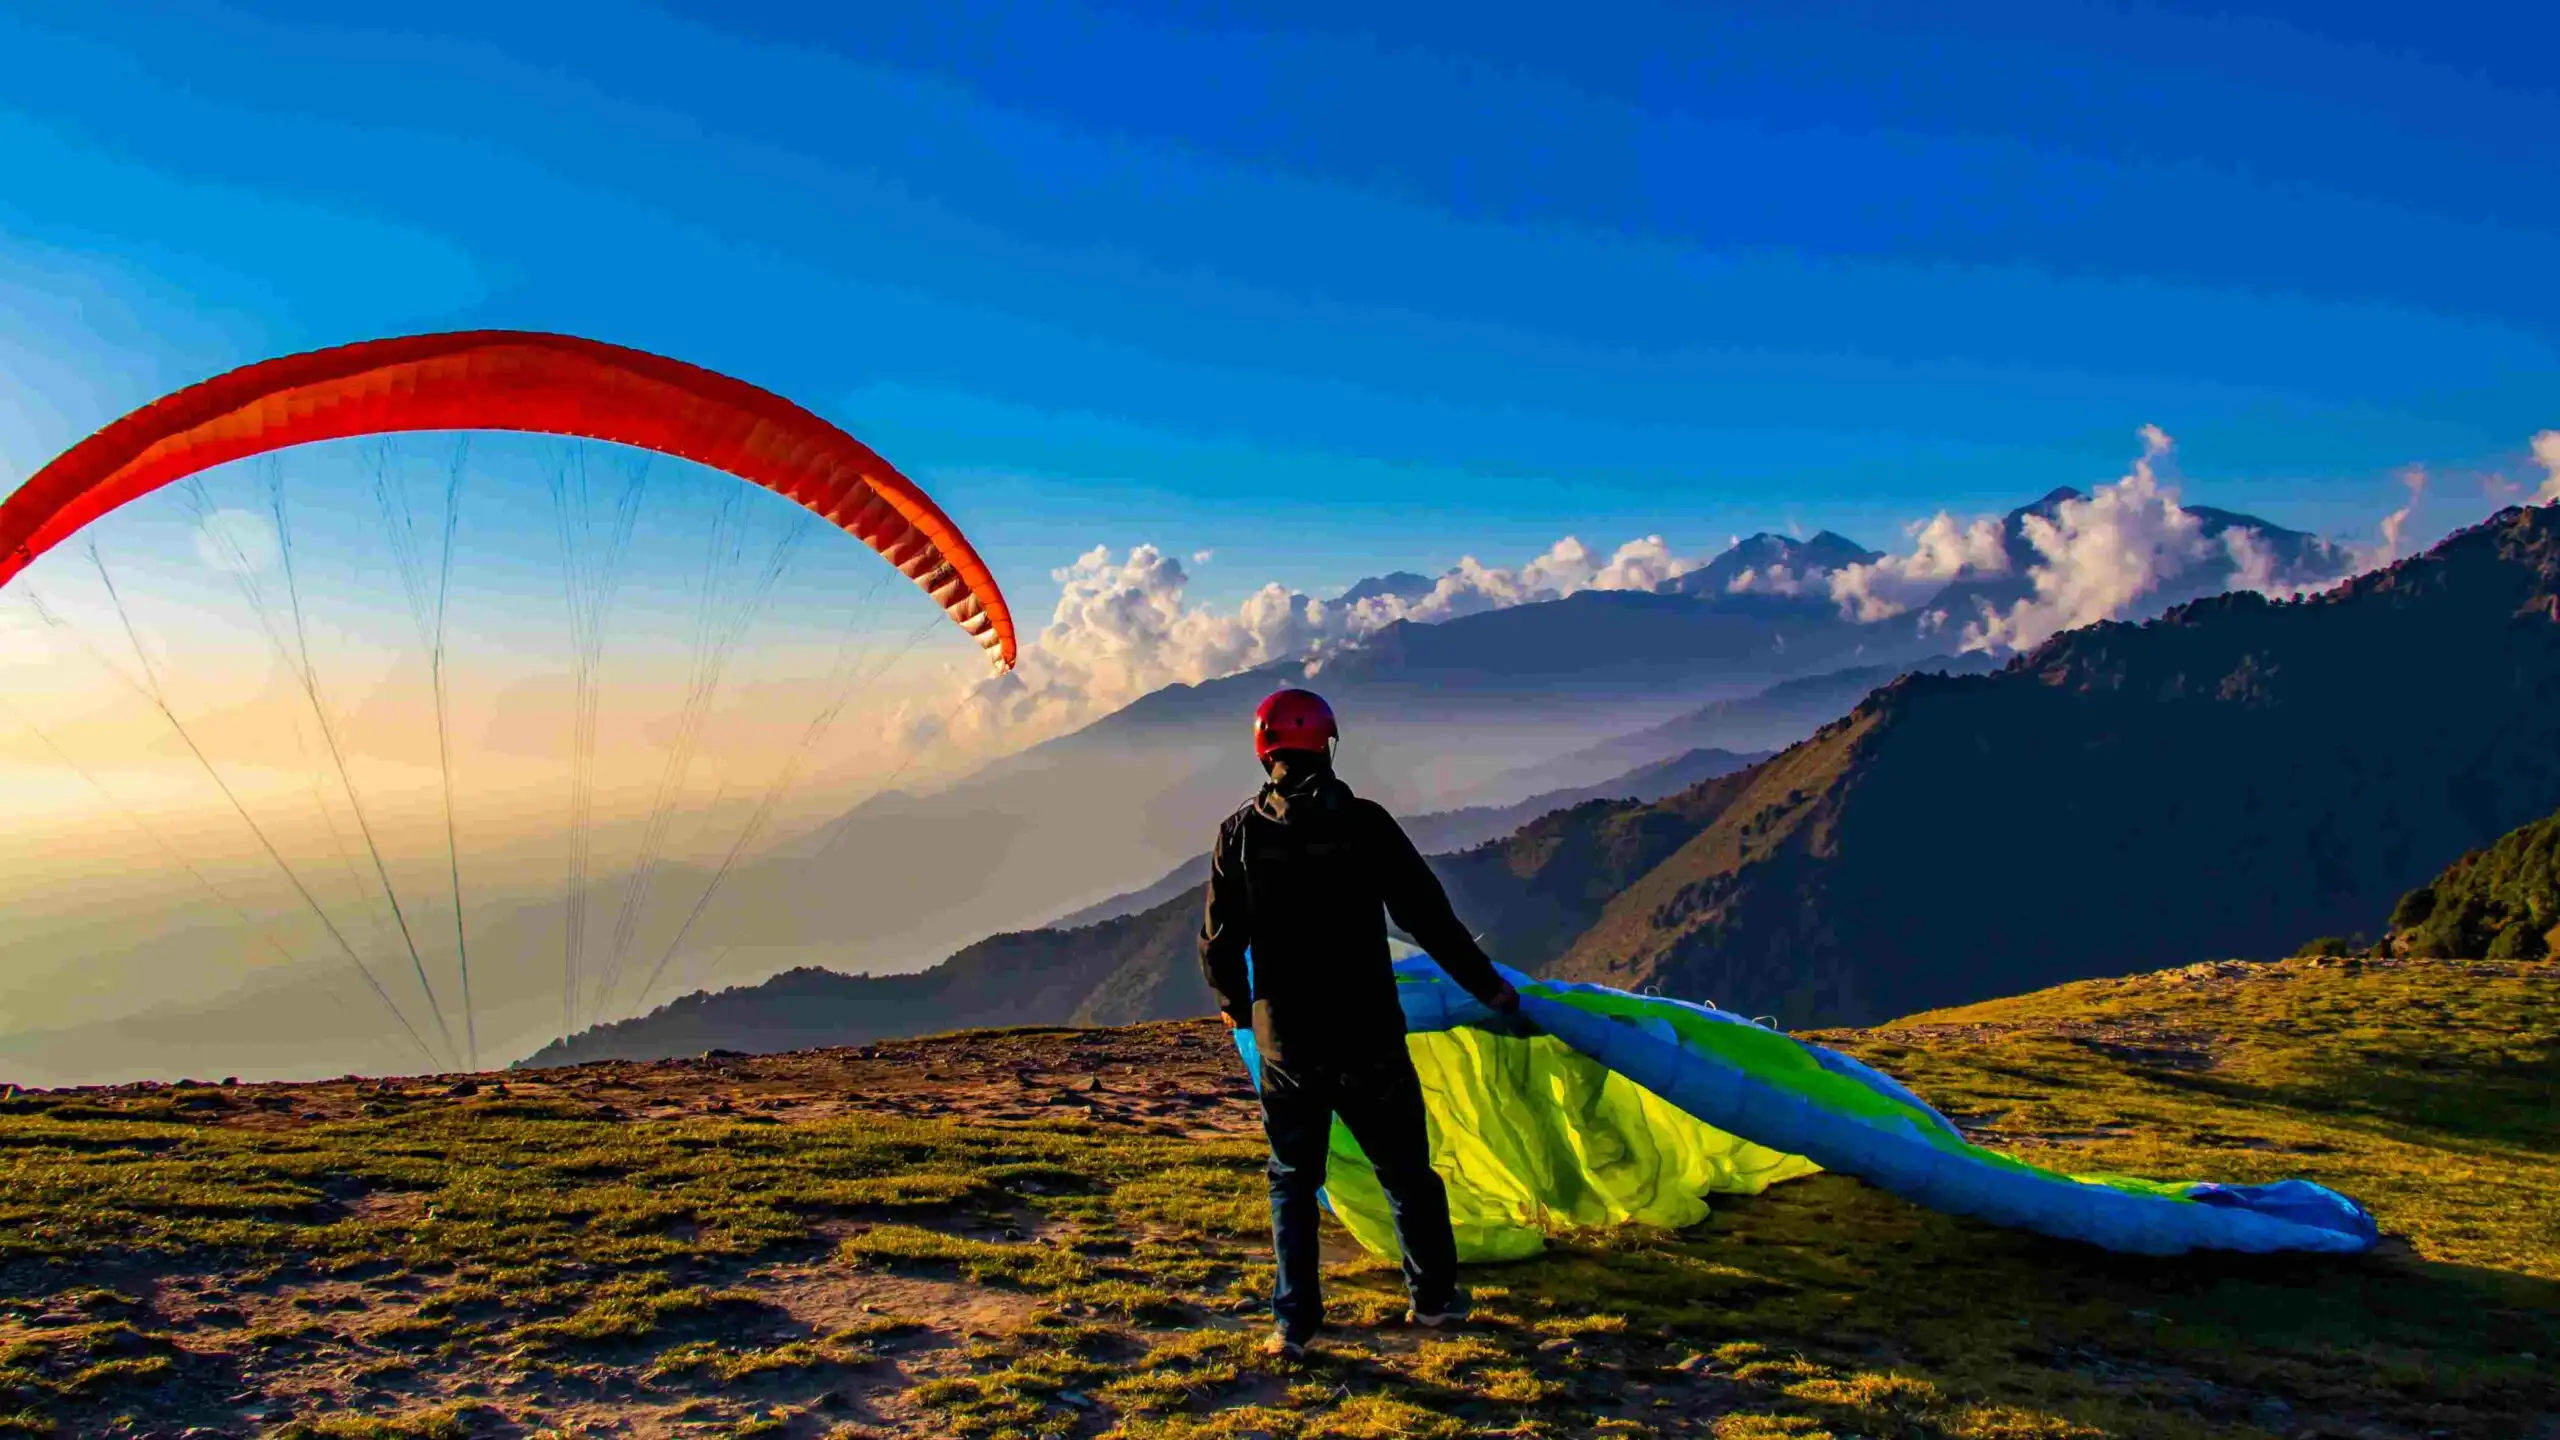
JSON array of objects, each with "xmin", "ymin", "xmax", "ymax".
[
  {"xmin": 1198, "ymin": 817, "xmax": 1254, "ymax": 1026},
  {"xmin": 1369, "ymin": 804, "xmax": 1518, "ymax": 1012}
]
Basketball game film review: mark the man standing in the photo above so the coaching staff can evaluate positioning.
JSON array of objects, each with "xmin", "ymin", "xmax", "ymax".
[{"xmin": 1199, "ymin": 688, "xmax": 1529, "ymax": 1359}]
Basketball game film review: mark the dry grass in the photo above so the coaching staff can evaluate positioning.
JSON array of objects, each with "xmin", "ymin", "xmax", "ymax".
[{"xmin": 0, "ymin": 961, "xmax": 2549, "ymax": 1437}]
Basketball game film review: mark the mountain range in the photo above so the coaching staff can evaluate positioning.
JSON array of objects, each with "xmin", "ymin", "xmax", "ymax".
[
  {"xmin": 526, "ymin": 503, "xmax": 2560, "ymax": 1064},
  {"xmin": 1655, "ymin": 529, "xmax": 1880, "ymax": 601},
  {"xmin": 1442, "ymin": 653, "xmax": 2001, "ymax": 804},
  {"xmin": 1498, "ymin": 501, "xmax": 2560, "ymax": 1021},
  {"xmin": 1047, "ymin": 742, "xmax": 1773, "ymax": 932},
  {"xmin": 699, "ymin": 489, "xmax": 2345, "ymax": 982},
  {"xmin": 665, "ymin": 558, "xmax": 1928, "ymax": 994}
]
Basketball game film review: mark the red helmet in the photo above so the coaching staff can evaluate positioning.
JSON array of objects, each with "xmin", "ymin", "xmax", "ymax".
[{"xmin": 1253, "ymin": 688, "xmax": 1339, "ymax": 764}]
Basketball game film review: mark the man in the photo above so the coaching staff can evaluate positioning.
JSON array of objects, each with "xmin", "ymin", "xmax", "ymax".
[{"xmin": 1199, "ymin": 687, "xmax": 1530, "ymax": 1360}]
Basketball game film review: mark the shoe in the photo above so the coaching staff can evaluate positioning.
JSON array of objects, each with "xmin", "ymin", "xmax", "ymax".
[
  {"xmin": 1262, "ymin": 1329, "xmax": 1308, "ymax": 1361},
  {"xmin": 1406, "ymin": 1300, "xmax": 1470, "ymax": 1328}
]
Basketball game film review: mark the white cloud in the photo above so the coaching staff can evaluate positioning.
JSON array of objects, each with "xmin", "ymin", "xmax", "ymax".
[
  {"xmin": 1727, "ymin": 563, "xmax": 1821, "ymax": 597},
  {"xmin": 2220, "ymin": 524, "xmax": 2284, "ymax": 594},
  {"xmin": 1037, "ymin": 544, "xmax": 1331, "ymax": 699},
  {"xmin": 926, "ymin": 533, "xmax": 1704, "ymax": 753},
  {"xmin": 916, "ymin": 424, "xmax": 2554, "ymax": 761},
  {"xmin": 1827, "ymin": 511, "xmax": 2010, "ymax": 622},
  {"xmin": 1331, "ymin": 534, "xmax": 1696, "ymax": 631},
  {"xmin": 916, "ymin": 545, "xmax": 1333, "ymax": 753},
  {"xmin": 1588, "ymin": 535, "xmax": 1694, "ymax": 593},
  {"xmin": 2374, "ymin": 466, "xmax": 2427, "ymax": 566},
  {"xmin": 2233, "ymin": 465, "xmax": 2425, "ymax": 605},
  {"xmin": 1963, "ymin": 427, "xmax": 2214, "ymax": 652}
]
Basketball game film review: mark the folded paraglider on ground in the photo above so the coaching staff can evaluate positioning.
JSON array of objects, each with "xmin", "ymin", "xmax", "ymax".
[{"xmin": 1233, "ymin": 957, "xmax": 2378, "ymax": 1260}]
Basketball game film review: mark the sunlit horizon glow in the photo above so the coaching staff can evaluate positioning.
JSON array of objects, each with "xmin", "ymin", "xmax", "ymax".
[
  {"xmin": 0, "ymin": 435, "xmax": 1013, "ymax": 1080},
  {"xmin": 4, "ymin": 0, "xmax": 2554, "ymax": 1083}
]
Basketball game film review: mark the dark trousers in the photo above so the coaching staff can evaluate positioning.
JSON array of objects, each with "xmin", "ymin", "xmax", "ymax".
[{"xmin": 1258, "ymin": 1047, "xmax": 1459, "ymax": 1340}]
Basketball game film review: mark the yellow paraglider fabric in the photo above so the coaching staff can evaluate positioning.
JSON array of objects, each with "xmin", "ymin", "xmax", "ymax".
[
  {"xmin": 1307, "ymin": 1027, "xmax": 1819, "ymax": 1262},
  {"xmin": 1231, "ymin": 959, "xmax": 2378, "ymax": 1259}
]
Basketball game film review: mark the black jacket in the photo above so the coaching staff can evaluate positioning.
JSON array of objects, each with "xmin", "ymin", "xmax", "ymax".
[{"xmin": 1198, "ymin": 763, "xmax": 1508, "ymax": 1067}]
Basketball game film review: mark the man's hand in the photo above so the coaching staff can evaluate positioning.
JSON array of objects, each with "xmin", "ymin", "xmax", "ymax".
[{"xmin": 1483, "ymin": 982, "xmax": 1540, "ymax": 1038}]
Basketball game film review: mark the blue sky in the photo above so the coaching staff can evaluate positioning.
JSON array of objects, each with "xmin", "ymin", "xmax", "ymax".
[{"xmin": 3, "ymin": 0, "xmax": 2554, "ymax": 612}]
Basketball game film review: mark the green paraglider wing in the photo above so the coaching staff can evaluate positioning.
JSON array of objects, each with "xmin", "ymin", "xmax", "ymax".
[{"xmin": 1231, "ymin": 958, "xmax": 2377, "ymax": 1260}]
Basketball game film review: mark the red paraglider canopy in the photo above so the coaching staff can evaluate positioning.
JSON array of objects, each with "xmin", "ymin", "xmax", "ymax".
[{"xmin": 0, "ymin": 330, "xmax": 1017, "ymax": 667}]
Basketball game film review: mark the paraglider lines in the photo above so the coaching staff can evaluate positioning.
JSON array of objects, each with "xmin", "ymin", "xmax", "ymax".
[
  {"xmin": 0, "ymin": 689, "xmax": 397, "ymax": 1054},
  {"xmin": 259, "ymin": 468, "xmax": 460, "ymax": 1067},
  {"xmin": 813, "ymin": 670, "xmax": 986, "ymax": 864},
  {"xmin": 30, "ymin": 570, "xmax": 439, "ymax": 1068},
  {"xmin": 1, "ymin": 696, "xmax": 305, "ymax": 978},
  {"xmin": 373, "ymin": 440, "xmax": 478, "ymax": 1069},
  {"xmin": 588, "ymin": 489, "xmax": 811, "ymax": 1020},
  {"xmin": 548, "ymin": 446, "xmax": 649, "ymax": 1038},
  {"xmin": 629, "ymin": 593, "xmax": 934, "ymax": 1014},
  {"xmin": 178, "ymin": 477, "xmax": 391, "ymax": 960}
]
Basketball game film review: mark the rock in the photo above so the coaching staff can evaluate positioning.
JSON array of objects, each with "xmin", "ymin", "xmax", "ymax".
[
  {"xmin": 1672, "ymin": 1353, "xmax": 1710, "ymax": 1373},
  {"xmin": 444, "ymin": 1080, "xmax": 480, "ymax": 1098},
  {"xmin": 702, "ymin": 1048, "xmax": 748, "ymax": 1060},
  {"xmin": 1058, "ymin": 1390, "xmax": 1094, "ymax": 1409}
]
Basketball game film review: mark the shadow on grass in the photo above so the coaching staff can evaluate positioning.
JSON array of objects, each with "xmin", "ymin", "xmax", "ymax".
[{"xmin": 1472, "ymin": 1176, "xmax": 2560, "ymax": 1437}]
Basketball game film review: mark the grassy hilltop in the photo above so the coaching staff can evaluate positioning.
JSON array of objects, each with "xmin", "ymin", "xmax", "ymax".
[{"xmin": 1, "ymin": 954, "xmax": 2552, "ymax": 1440}]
